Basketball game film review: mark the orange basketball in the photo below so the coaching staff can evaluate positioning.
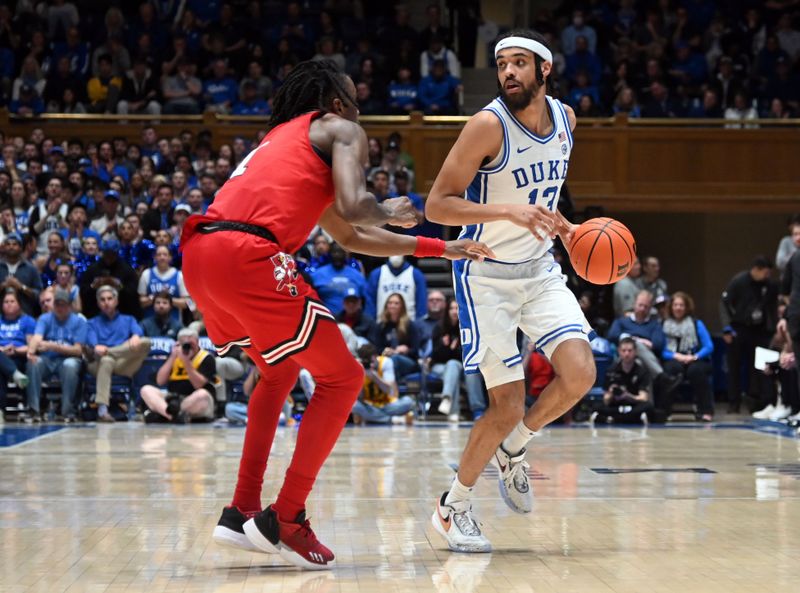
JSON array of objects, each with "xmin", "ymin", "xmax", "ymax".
[{"xmin": 569, "ymin": 217, "xmax": 637, "ymax": 285}]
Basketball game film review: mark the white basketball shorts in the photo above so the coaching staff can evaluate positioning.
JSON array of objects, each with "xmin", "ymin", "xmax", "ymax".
[{"xmin": 453, "ymin": 253, "xmax": 591, "ymax": 389}]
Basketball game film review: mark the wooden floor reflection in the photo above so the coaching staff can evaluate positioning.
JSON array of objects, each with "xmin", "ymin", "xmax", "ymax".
[{"xmin": 1, "ymin": 421, "xmax": 798, "ymax": 593}]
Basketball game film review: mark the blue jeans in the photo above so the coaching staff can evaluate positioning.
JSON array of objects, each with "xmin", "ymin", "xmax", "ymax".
[
  {"xmin": 352, "ymin": 395, "xmax": 414, "ymax": 424},
  {"xmin": 391, "ymin": 354, "xmax": 419, "ymax": 382},
  {"xmin": 0, "ymin": 352, "xmax": 25, "ymax": 408},
  {"xmin": 432, "ymin": 360, "xmax": 487, "ymax": 415},
  {"xmin": 26, "ymin": 356, "xmax": 83, "ymax": 417},
  {"xmin": 225, "ymin": 401, "xmax": 249, "ymax": 424}
]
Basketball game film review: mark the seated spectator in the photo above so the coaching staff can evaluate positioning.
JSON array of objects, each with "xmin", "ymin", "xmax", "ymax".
[
  {"xmin": 688, "ymin": 88, "xmax": 723, "ymax": 118},
  {"xmin": 202, "ymin": 59, "xmax": 237, "ymax": 114},
  {"xmin": 420, "ymin": 34, "xmax": 460, "ymax": 78},
  {"xmin": 576, "ymin": 94, "xmax": 602, "ymax": 117},
  {"xmin": 85, "ymin": 286, "xmax": 151, "ymax": 422},
  {"xmin": 140, "ymin": 328, "xmax": 218, "ymax": 423},
  {"xmin": 613, "ymin": 87, "xmax": 641, "ymax": 117},
  {"xmin": 351, "ymin": 343, "xmax": 414, "ymax": 425},
  {"xmin": 562, "ymin": 8, "xmax": 598, "ymax": 55},
  {"xmin": 388, "ymin": 66, "xmax": 418, "ymax": 114},
  {"xmin": 11, "ymin": 84, "xmax": 45, "ymax": 116},
  {"xmin": 660, "ymin": 292, "xmax": 715, "ymax": 420},
  {"xmin": 226, "ymin": 367, "xmax": 295, "ymax": 427},
  {"xmin": 38, "ymin": 286, "xmax": 54, "ymax": 314},
  {"xmin": 641, "ymin": 81, "xmax": 678, "ymax": 118},
  {"xmin": 724, "ymin": 91, "xmax": 759, "ymax": 128},
  {"xmin": 117, "ymin": 57, "xmax": 161, "ymax": 116},
  {"xmin": 74, "ymin": 235, "xmax": 101, "ymax": 281},
  {"xmin": 417, "ymin": 289, "xmax": 447, "ymax": 346},
  {"xmin": 12, "ymin": 56, "xmax": 47, "ymax": 110},
  {"xmin": 312, "ymin": 36, "xmax": 346, "ymax": 71},
  {"xmin": 418, "ymin": 59, "xmax": 461, "ymax": 115},
  {"xmin": 310, "ymin": 243, "xmax": 367, "ymax": 316},
  {"xmin": 162, "ymin": 58, "xmax": 202, "ymax": 115},
  {"xmin": 24, "ymin": 287, "xmax": 88, "ymax": 423},
  {"xmin": 231, "ymin": 80, "xmax": 271, "ymax": 116},
  {"xmin": 141, "ymin": 291, "xmax": 183, "ymax": 339},
  {"xmin": 639, "ymin": 256, "xmax": 668, "ymax": 301},
  {"xmin": 565, "ymin": 36, "xmax": 602, "ymax": 84},
  {"xmin": 354, "ymin": 81, "xmax": 384, "ymax": 116},
  {"xmin": 369, "ymin": 292, "xmax": 421, "ymax": 381},
  {"xmin": 142, "ymin": 183, "xmax": 176, "ymax": 239},
  {"xmin": 138, "ymin": 245, "xmax": 189, "ymax": 317},
  {"xmin": 239, "ymin": 60, "xmax": 272, "ymax": 102},
  {"xmin": 607, "ymin": 290, "xmax": 667, "ymax": 382},
  {"xmin": 87, "ymin": 54, "xmax": 122, "ymax": 113},
  {"xmin": 80, "ymin": 239, "xmax": 141, "ymax": 318},
  {"xmin": 61, "ymin": 203, "xmax": 100, "ymax": 257},
  {"xmin": 117, "ymin": 219, "xmax": 155, "ymax": 272},
  {"xmin": 335, "ymin": 286, "xmax": 376, "ymax": 343},
  {"xmin": 384, "ymin": 147, "xmax": 417, "ymax": 196},
  {"xmin": 0, "ymin": 289, "xmax": 34, "ymax": 413},
  {"xmin": 591, "ymin": 337, "xmax": 655, "ymax": 425},
  {"xmin": 668, "ymin": 41, "xmax": 707, "ymax": 87},
  {"xmin": 0, "ymin": 233, "xmax": 43, "ymax": 316},
  {"xmin": 37, "ymin": 231, "xmax": 71, "ymax": 288},
  {"xmin": 29, "ymin": 177, "xmax": 69, "ymax": 258},
  {"xmin": 89, "ymin": 190, "xmax": 125, "ymax": 240},
  {"xmin": 53, "ymin": 262, "xmax": 82, "ymax": 313},
  {"xmin": 430, "ymin": 299, "xmax": 485, "ymax": 422},
  {"xmin": 775, "ymin": 214, "xmax": 800, "ymax": 273},
  {"xmin": 366, "ymin": 255, "xmax": 427, "ymax": 320}
]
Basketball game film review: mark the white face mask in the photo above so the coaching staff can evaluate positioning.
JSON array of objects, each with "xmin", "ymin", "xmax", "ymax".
[{"xmin": 388, "ymin": 255, "xmax": 404, "ymax": 268}]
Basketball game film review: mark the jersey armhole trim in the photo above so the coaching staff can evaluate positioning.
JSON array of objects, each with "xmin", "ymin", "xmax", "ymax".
[
  {"xmin": 556, "ymin": 100, "xmax": 574, "ymax": 148},
  {"xmin": 477, "ymin": 108, "xmax": 509, "ymax": 174}
]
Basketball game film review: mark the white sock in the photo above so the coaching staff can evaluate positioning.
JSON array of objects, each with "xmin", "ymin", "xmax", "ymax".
[
  {"xmin": 502, "ymin": 421, "xmax": 538, "ymax": 455},
  {"xmin": 98, "ymin": 404, "xmax": 108, "ymax": 417},
  {"xmin": 445, "ymin": 476, "xmax": 474, "ymax": 505}
]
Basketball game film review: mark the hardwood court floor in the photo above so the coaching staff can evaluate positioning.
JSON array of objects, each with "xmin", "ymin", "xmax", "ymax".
[{"xmin": 1, "ymin": 420, "xmax": 799, "ymax": 593}]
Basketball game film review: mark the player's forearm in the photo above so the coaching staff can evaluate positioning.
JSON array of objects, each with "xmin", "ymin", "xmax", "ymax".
[
  {"xmin": 425, "ymin": 194, "xmax": 512, "ymax": 226},
  {"xmin": 344, "ymin": 225, "xmax": 418, "ymax": 256},
  {"xmin": 335, "ymin": 193, "xmax": 393, "ymax": 227}
]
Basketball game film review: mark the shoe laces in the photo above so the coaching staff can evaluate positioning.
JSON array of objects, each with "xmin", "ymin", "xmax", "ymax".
[
  {"xmin": 507, "ymin": 457, "xmax": 530, "ymax": 492},
  {"xmin": 450, "ymin": 505, "xmax": 483, "ymax": 538}
]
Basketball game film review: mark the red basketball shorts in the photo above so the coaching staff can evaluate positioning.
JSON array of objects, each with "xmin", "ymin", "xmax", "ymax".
[{"xmin": 182, "ymin": 231, "xmax": 335, "ymax": 364}]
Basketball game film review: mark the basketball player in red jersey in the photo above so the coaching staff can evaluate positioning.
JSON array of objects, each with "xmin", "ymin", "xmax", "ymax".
[{"xmin": 181, "ymin": 60, "xmax": 492, "ymax": 570}]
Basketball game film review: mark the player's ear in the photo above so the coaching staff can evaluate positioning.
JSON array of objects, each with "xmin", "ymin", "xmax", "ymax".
[
  {"xmin": 331, "ymin": 97, "xmax": 345, "ymax": 116},
  {"xmin": 541, "ymin": 61, "xmax": 552, "ymax": 79}
]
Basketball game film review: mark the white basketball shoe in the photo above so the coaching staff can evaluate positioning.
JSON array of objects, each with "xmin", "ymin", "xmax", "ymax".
[
  {"xmin": 490, "ymin": 445, "xmax": 532, "ymax": 514},
  {"xmin": 431, "ymin": 493, "xmax": 492, "ymax": 553}
]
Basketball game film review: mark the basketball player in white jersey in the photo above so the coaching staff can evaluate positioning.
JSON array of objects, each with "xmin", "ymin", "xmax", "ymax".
[{"xmin": 425, "ymin": 30, "xmax": 597, "ymax": 552}]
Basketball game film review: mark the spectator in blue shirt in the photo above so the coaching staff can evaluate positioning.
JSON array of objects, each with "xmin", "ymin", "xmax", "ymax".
[
  {"xmin": 83, "ymin": 141, "xmax": 130, "ymax": 183},
  {"xmin": 141, "ymin": 291, "xmax": 183, "ymax": 340},
  {"xmin": 0, "ymin": 288, "xmax": 34, "ymax": 415},
  {"xmin": 86, "ymin": 285, "xmax": 151, "ymax": 422},
  {"xmin": 388, "ymin": 67, "xmax": 418, "ymax": 114},
  {"xmin": 231, "ymin": 80, "xmax": 271, "ymax": 116},
  {"xmin": 561, "ymin": 9, "xmax": 598, "ymax": 55},
  {"xmin": 311, "ymin": 243, "xmax": 367, "ymax": 316},
  {"xmin": 564, "ymin": 36, "xmax": 603, "ymax": 85},
  {"xmin": 11, "ymin": 84, "xmax": 45, "ymax": 116},
  {"xmin": 418, "ymin": 59, "xmax": 461, "ymax": 115},
  {"xmin": 668, "ymin": 41, "xmax": 707, "ymax": 87},
  {"xmin": 202, "ymin": 59, "xmax": 238, "ymax": 114},
  {"xmin": 608, "ymin": 290, "xmax": 667, "ymax": 381},
  {"xmin": 25, "ymin": 287, "xmax": 88, "ymax": 422}
]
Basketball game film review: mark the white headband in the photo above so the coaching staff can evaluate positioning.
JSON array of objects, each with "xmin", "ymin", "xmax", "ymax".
[{"xmin": 494, "ymin": 36, "xmax": 553, "ymax": 63}]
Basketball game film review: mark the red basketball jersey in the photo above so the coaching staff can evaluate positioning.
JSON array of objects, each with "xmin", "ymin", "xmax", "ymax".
[{"xmin": 183, "ymin": 111, "xmax": 334, "ymax": 253}]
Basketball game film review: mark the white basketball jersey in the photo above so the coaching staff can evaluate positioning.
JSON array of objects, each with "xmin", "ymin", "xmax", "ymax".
[
  {"xmin": 377, "ymin": 264, "xmax": 417, "ymax": 319},
  {"xmin": 458, "ymin": 95, "xmax": 573, "ymax": 264}
]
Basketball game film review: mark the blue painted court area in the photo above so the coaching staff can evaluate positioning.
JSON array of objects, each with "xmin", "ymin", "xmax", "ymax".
[{"xmin": 0, "ymin": 425, "xmax": 65, "ymax": 447}]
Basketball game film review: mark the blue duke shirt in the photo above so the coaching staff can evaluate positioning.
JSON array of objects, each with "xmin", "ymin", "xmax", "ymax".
[
  {"xmin": 0, "ymin": 314, "xmax": 36, "ymax": 347},
  {"xmin": 35, "ymin": 313, "xmax": 89, "ymax": 360},
  {"xmin": 88, "ymin": 312, "xmax": 144, "ymax": 347}
]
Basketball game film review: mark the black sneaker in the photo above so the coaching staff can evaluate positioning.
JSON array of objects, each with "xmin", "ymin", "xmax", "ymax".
[
  {"xmin": 213, "ymin": 506, "xmax": 273, "ymax": 553},
  {"xmin": 143, "ymin": 410, "xmax": 169, "ymax": 424}
]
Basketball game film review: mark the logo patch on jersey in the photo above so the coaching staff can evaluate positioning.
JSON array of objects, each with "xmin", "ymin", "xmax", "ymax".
[
  {"xmin": 561, "ymin": 143, "xmax": 568, "ymax": 155},
  {"xmin": 271, "ymin": 253, "xmax": 299, "ymax": 297},
  {"xmin": 558, "ymin": 131, "xmax": 567, "ymax": 143}
]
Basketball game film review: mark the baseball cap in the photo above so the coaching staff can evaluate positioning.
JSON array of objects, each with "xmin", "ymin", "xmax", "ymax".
[
  {"xmin": 54, "ymin": 287, "xmax": 71, "ymax": 303},
  {"xmin": 174, "ymin": 203, "xmax": 192, "ymax": 215},
  {"xmin": 3, "ymin": 232, "xmax": 23, "ymax": 244},
  {"xmin": 654, "ymin": 294, "xmax": 668, "ymax": 306},
  {"xmin": 342, "ymin": 284, "xmax": 362, "ymax": 300},
  {"xmin": 101, "ymin": 238, "xmax": 120, "ymax": 252},
  {"xmin": 104, "ymin": 189, "xmax": 120, "ymax": 200},
  {"xmin": 386, "ymin": 139, "xmax": 400, "ymax": 151}
]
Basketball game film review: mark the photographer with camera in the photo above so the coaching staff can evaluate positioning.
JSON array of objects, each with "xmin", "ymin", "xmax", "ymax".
[
  {"xmin": 591, "ymin": 337, "xmax": 655, "ymax": 425},
  {"xmin": 351, "ymin": 343, "xmax": 414, "ymax": 425},
  {"xmin": 140, "ymin": 328, "xmax": 219, "ymax": 423}
]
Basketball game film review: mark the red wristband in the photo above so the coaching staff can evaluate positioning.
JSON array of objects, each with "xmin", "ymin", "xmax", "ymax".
[{"xmin": 414, "ymin": 236, "xmax": 446, "ymax": 258}]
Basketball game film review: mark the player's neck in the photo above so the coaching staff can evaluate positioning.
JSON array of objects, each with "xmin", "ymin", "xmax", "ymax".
[{"xmin": 510, "ymin": 92, "xmax": 551, "ymax": 137}]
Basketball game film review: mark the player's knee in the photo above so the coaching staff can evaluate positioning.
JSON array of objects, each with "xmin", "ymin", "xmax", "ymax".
[
  {"xmin": 565, "ymin": 356, "xmax": 596, "ymax": 398},
  {"xmin": 492, "ymin": 394, "xmax": 525, "ymax": 428}
]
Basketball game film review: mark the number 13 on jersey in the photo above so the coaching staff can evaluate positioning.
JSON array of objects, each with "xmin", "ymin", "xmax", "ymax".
[{"xmin": 528, "ymin": 186, "xmax": 559, "ymax": 210}]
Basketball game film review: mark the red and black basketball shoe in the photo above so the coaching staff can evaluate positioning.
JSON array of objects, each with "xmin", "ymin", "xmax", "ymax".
[
  {"xmin": 244, "ymin": 505, "xmax": 335, "ymax": 570},
  {"xmin": 213, "ymin": 506, "xmax": 274, "ymax": 553}
]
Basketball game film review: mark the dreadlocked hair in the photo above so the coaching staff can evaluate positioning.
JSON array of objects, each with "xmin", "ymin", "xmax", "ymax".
[
  {"xmin": 496, "ymin": 29, "xmax": 551, "ymax": 87},
  {"xmin": 268, "ymin": 59, "xmax": 351, "ymax": 130}
]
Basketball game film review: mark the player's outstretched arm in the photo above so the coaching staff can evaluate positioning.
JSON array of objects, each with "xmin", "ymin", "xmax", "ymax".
[
  {"xmin": 425, "ymin": 111, "xmax": 556, "ymax": 239},
  {"xmin": 319, "ymin": 206, "xmax": 494, "ymax": 261},
  {"xmin": 328, "ymin": 118, "xmax": 419, "ymax": 228}
]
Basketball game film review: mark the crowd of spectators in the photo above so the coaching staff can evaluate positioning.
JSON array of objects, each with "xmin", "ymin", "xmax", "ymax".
[{"xmin": 1, "ymin": 2, "xmax": 799, "ymax": 121}]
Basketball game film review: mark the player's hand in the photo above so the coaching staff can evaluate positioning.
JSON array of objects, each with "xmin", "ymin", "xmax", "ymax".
[
  {"xmin": 777, "ymin": 318, "xmax": 788, "ymax": 335},
  {"xmin": 442, "ymin": 240, "xmax": 495, "ymax": 262},
  {"xmin": 505, "ymin": 204, "xmax": 556, "ymax": 240},
  {"xmin": 382, "ymin": 197, "xmax": 421, "ymax": 228},
  {"xmin": 555, "ymin": 210, "xmax": 578, "ymax": 246}
]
